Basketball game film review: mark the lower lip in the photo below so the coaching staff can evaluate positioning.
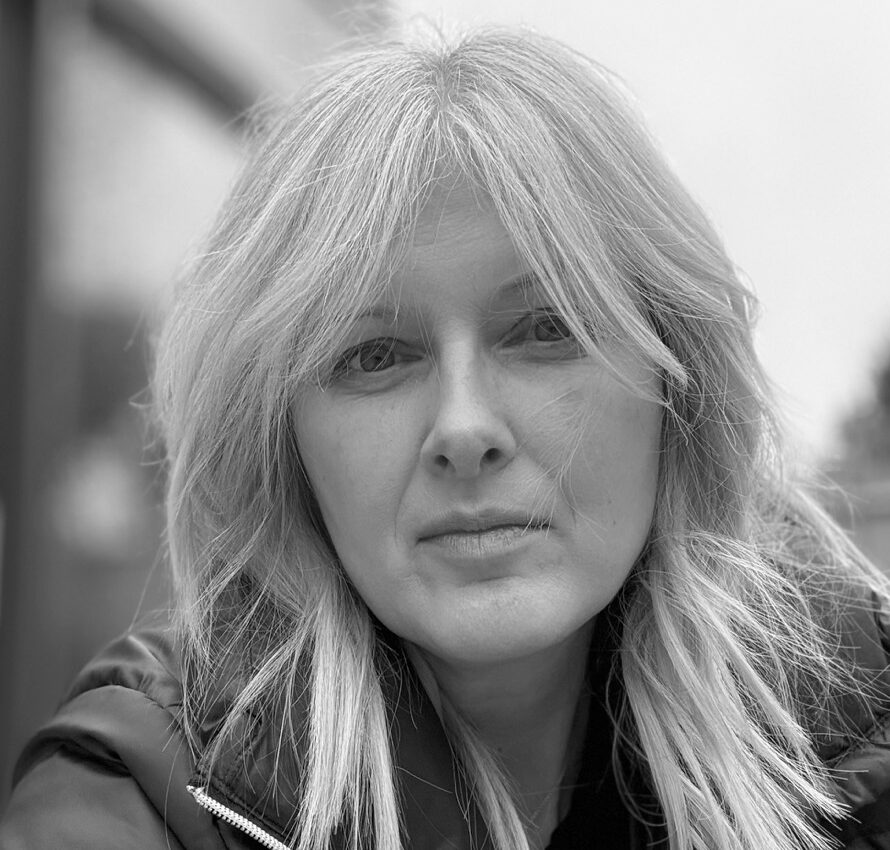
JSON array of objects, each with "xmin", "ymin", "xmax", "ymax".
[{"xmin": 419, "ymin": 525, "xmax": 545, "ymax": 558}]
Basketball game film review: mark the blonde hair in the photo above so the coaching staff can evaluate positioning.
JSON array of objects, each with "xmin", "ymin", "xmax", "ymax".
[{"xmin": 153, "ymin": 25, "xmax": 888, "ymax": 850}]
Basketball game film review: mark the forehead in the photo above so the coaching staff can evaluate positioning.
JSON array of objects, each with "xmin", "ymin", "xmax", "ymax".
[
  {"xmin": 391, "ymin": 181, "xmax": 527, "ymax": 306},
  {"xmin": 410, "ymin": 180, "xmax": 500, "ymax": 246}
]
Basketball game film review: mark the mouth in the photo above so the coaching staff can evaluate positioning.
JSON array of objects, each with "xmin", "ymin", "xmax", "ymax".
[
  {"xmin": 417, "ymin": 512, "xmax": 549, "ymax": 541},
  {"xmin": 417, "ymin": 511, "xmax": 549, "ymax": 558}
]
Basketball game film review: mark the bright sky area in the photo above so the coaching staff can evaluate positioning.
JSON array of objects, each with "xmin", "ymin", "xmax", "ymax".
[{"xmin": 397, "ymin": 0, "xmax": 890, "ymax": 462}]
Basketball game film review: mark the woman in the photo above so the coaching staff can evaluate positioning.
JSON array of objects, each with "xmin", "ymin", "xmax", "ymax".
[{"xmin": 2, "ymin": 25, "xmax": 890, "ymax": 850}]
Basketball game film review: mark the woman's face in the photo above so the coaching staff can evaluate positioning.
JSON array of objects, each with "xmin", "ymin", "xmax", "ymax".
[{"xmin": 295, "ymin": 183, "xmax": 662, "ymax": 668}]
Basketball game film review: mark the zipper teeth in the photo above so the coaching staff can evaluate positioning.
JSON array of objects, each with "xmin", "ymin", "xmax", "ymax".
[{"xmin": 187, "ymin": 785, "xmax": 292, "ymax": 850}]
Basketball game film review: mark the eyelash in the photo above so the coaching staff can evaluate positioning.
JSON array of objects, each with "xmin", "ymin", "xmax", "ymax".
[
  {"xmin": 332, "ymin": 309, "xmax": 577, "ymax": 378},
  {"xmin": 334, "ymin": 338, "xmax": 408, "ymax": 376},
  {"xmin": 514, "ymin": 309, "xmax": 575, "ymax": 343}
]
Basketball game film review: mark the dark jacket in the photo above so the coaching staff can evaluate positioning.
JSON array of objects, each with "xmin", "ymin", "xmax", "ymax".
[{"xmin": 2, "ymin": 597, "xmax": 890, "ymax": 850}]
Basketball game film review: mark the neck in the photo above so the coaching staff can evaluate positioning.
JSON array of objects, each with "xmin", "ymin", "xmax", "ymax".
[{"xmin": 412, "ymin": 621, "xmax": 595, "ymax": 846}]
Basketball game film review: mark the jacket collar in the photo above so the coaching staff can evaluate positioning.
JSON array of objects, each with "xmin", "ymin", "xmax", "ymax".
[{"xmin": 190, "ymin": 639, "xmax": 494, "ymax": 849}]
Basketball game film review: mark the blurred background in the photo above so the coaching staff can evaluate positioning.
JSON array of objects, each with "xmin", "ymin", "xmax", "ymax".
[{"xmin": 1, "ymin": 0, "xmax": 888, "ymax": 807}]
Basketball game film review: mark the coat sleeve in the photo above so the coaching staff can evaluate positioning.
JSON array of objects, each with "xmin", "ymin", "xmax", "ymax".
[
  {"xmin": 0, "ymin": 746, "xmax": 188, "ymax": 850},
  {"xmin": 0, "ymin": 630, "xmax": 222, "ymax": 850}
]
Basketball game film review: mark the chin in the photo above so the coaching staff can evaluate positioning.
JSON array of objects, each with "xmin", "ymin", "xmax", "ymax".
[{"xmin": 414, "ymin": 603, "xmax": 594, "ymax": 669}]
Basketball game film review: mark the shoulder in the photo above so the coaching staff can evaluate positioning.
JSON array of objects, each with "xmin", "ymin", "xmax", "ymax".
[
  {"xmin": 0, "ymin": 621, "xmax": 220, "ymax": 849},
  {"xmin": 822, "ymin": 589, "xmax": 890, "ymax": 848},
  {"xmin": 829, "ymin": 711, "xmax": 890, "ymax": 849},
  {"xmin": 13, "ymin": 622, "xmax": 187, "ymax": 782}
]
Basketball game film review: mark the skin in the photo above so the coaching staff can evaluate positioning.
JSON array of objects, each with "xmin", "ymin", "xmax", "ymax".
[{"xmin": 295, "ymin": 181, "xmax": 662, "ymax": 842}]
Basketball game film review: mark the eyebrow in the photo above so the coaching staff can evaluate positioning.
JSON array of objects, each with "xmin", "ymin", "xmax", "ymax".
[
  {"xmin": 357, "ymin": 301, "xmax": 399, "ymax": 321},
  {"xmin": 498, "ymin": 272, "xmax": 542, "ymax": 299}
]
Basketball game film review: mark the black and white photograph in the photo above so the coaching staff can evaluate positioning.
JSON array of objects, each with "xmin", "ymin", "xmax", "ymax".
[{"xmin": 1, "ymin": 1, "xmax": 889, "ymax": 847}]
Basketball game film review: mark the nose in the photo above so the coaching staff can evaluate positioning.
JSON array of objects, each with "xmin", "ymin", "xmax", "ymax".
[{"xmin": 421, "ymin": 351, "xmax": 517, "ymax": 479}]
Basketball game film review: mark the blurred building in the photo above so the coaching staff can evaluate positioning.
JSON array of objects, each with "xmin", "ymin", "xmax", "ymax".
[{"xmin": 0, "ymin": 0, "xmax": 392, "ymax": 806}]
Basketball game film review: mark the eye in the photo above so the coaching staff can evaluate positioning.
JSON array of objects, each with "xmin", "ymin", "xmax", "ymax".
[
  {"xmin": 509, "ymin": 309, "xmax": 576, "ymax": 344},
  {"xmin": 334, "ymin": 338, "xmax": 412, "ymax": 377},
  {"xmin": 500, "ymin": 308, "xmax": 585, "ymax": 360},
  {"xmin": 530, "ymin": 311, "xmax": 573, "ymax": 342}
]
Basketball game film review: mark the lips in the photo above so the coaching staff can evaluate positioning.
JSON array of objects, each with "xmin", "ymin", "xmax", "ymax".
[{"xmin": 417, "ymin": 509, "xmax": 549, "ymax": 541}]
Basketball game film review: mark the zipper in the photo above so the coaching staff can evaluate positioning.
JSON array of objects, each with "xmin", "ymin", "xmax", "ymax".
[{"xmin": 187, "ymin": 785, "xmax": 292, "ymax": 850}]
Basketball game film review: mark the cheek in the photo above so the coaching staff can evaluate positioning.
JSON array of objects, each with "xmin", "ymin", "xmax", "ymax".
[
  {"xmin": 297, "ymin": 404, "xmax": 418, "ymax": 631},
  {"xmin": 295, "ymin": 397, "xmax": 413, "ymax": 556},
  {"xmin": 558, "ymin": 387, "xmax": 662, "ymax": 545}
]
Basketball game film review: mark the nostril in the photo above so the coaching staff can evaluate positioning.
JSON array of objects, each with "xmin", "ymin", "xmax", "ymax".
[
  {"xmin": 431, "ymin": 446, "xmax": 504, "ymax": 475},
  {"xmin": 482, "ymin": 447, "xmax": 502, "ymax": 465}
]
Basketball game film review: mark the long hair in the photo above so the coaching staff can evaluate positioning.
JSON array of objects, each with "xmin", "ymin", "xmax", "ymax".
[{"xmin": 153, "ymin": 25, "xmax": 888, "ymax": 850}]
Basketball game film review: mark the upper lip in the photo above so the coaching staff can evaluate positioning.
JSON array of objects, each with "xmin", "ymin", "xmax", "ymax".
[{"xmin": 417, "ymin": 508, "xmax": 549, "ymax": 540}]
